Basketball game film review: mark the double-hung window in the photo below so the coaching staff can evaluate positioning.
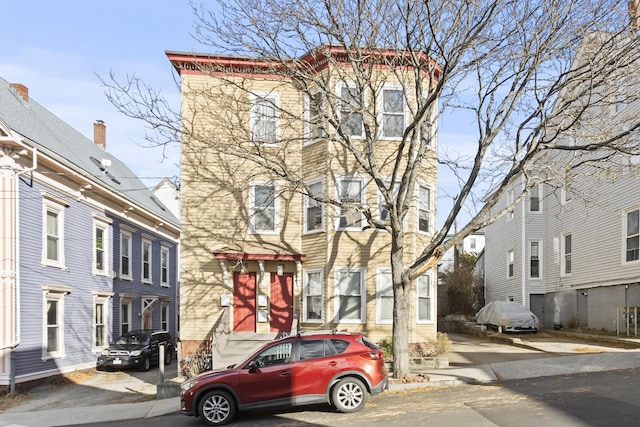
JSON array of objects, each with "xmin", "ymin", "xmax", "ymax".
[
  {"xmin": 42, "ymin": 286, "xmax": 70, "ymax": 360},
  {"xmin": 335, "ymin": 268, "xmax": 366, "ymax": 323},
  {"xmin": 418, "ymin": 184, "xmax": 431, "ymax": 233},
  {"xmin": 307, "ymin": 91, "xmax": 325, "ymax": 141},
  {"xmin": 381, "ymin": 88, "xmax": 405, "ymax": 138},
  {"xmin": 120, "ymin": 229, "xmax": 132, "ymax": 280},
  {"xmin": 93, "ymin": 294, "xmax": 111, "ymax": 351},
  {"xmin": 120, "ymin": 300, "xmax": 132, "ymax": 335},
  {"xmin": 530, "ymin": 241, "xmax": 540, "ymax": 278},
  {"xmin": 93, "ymin": 217, "xmax": 111, "ymax": 276},
  {"xmin": 42, "ymin": 196, "xmax": 65, "ymax": 268},
  {"xmin": 340, "ymin": 85, "xmax": 363, "ymax": 138},
  {"xmin": 161, "ymin": 303, "xmax": 169, "ymax": 331},
  {"xmin": 376, "ymin": 269, "xmax": 393, "ymax": 323},
  {"xmin": 337, "ymin": 177, "xmax": 364, "ymax": 230},
  {"xmin": 251, "ymin": 93, "xmax": 279, "ymax": 145},
  {"xmin": 161, "ymin": 246, "xmax": 170, "ymax": 286},
  {"xmin": 529, "ymin": 184, "xmax": 541, "ymax": 212},
  {"xmin": 507, "ymin": 190, "xmax": 515, "ymax": 221},
  {"xmin": 626, "ymin": 210, "xmax": 639, "ymax": 262},
  {"xmin": 250, "ymin": 183, "xmax": 279, "ymax": 233},
  {"xmin": 142, "ymin": 238, "xmax": 152, "ymax": 283},
  {"xmin": 417, "ymin": 274, "xmax": 433, "ymax": 323},
  {"xmin": 304, "ymin": 180, "xmax": 324, "ymax": 233},
  {"xmin": 563, "ymin": 233, "xmax": 573, "ymax": 274},
  {"xmin": 379, "ymin": 181, "xmax": 400, "ymax": 223},
  {"xmin": 303, "ymin": 268, "xmax": 324, "ymax": 322},
  {"xmin": 507, "ymin": 250, "xmax": 514, "ymax": 278}
]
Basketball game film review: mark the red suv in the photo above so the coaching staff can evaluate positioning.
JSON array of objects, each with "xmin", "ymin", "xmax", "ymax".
[{"xmin": 180, "ymin": 330, "xmax": 388, "ymax": 425}]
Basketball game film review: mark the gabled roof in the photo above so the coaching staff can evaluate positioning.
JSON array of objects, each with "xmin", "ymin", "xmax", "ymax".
[{"xmin": 0, "ymin": 76, "xmax": 179, "ymax": 233}]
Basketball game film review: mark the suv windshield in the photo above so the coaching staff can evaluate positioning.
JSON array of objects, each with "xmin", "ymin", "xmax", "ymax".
[{"xmin": 115, "ymin": 332, "xmax": 150, "ymax": 345}]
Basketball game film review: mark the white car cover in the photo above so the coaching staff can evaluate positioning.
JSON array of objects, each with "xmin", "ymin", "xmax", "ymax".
[{"xmin": 476, "ymin": 301, "xmax": 539, "ymax": 330}]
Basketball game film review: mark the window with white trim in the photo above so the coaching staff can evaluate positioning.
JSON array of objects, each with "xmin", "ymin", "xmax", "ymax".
[
  {"xmin": 120, "ymin": 300, "xmax": 131, "ymax": 335},
  {"xmin": 303, "ymin": 268, "xmax": 324, "ymax": 322},
  {"xmin": 249, "ymin": 183, "xmax": 279, "ymax": 233},
  {"xmin": 626, "ymin": 209, "xmax": 639, "ymax": 262},
  {"xmin": 529, "ymin": 184, "xmax": 541, "ymax": 212},
  {"xmin": 93, "ymin": 295, "xmax": 109, "ymax": 351},
  {"xmin": 120, "ymin": 229, "xmax": 132, "ymax": 280},
  {"xmin": 507, "ymin": 190, "xmax": 515, "ymax": 221},
  {"xmin": 530, "ymin": 241, "xmax": 541, "ymax": 279},
  {"xmin": 340, "ymin": 85, "xmax": 363, "ymax": 138},
  {"xmin": 161, "ymin": 303, "xmax": 169, "ymax": 331},
  {"xmin": 142, "ymin": 238, "xmax": 152, "ymax": 283},
  {"xmin": 93, "ymin": 219, "xmax": 110, "ymax": 275},
  {"xmin": 307, "ymin": 91, "xmax": 325, "ymax": 141},
  {"xmin": 161, "ymin": 246, "xmax": 170, "ymax": 286},
  {"xmin": 42, "ymin": 199, "xmax": 65, "ymax": 268},
  {"xmin": 337, "ymin": 177, "xmax": 364, "ymax": 230},
  {"xmin": 42, "ymin": 287, "xmax": 70, "ymax": 360},
  {"xmin": 418, "ymin": 184, "xmax": 431, "ymax": 233},
  {"xmin": 335, "ymin": 268, "xmax": 366, "ymax": 323},
  {"xmin": 561, "ymin": 187, "xmax": 572, "ymax": 204},
  {"xmin": 379, "ymin": 181, "xmax": 400, "ymax": 223},
  {"xmin": 304, "ymin": 180, "xmax": 324, "ymax": 233},
  {"xmin": 507, "ymin": 250, "xmax": 514, "ymax": 278},
  {"xmin": 381, "ymin": 88, "xmax": 405, "ymax": 138},
  {"xmin": 251, "ymin": 93, "xmax": 279, "ymax": 144},
  {"xmin": 562, "ymin": 233, "xmax": 572, "ymax": 275},
  {"xmin": 376, "ymin": 269, "xmax": 393, "ymax": 323},
  {"xmin": 417, "ymin": 274, "xmax": 433, "ymax": 323}
]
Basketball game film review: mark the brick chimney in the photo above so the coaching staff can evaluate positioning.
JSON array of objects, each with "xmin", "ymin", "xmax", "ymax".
[
  {"xmin": 94, "ymin": 120, "xmax": 106, "ymax": 149},
  {"xmin": 10, "ymin": 83, "xmax": 28, "ymax": 102},
  {"xmin": 631, "ymin": 0, "xmax": 639, "ymax": 31}
]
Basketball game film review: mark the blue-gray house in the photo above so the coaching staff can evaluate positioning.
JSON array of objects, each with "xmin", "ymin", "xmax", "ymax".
[{"xmin": 0, "ymin": 78, "xmax": 180, "ymax": 391}]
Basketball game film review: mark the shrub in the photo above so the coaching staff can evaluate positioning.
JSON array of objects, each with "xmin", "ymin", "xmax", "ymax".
[{"xmin": 378, "ymin": 332, "xmax": 452, "ymax": 361}]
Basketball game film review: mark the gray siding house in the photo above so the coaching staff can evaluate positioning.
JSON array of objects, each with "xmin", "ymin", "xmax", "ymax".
[
  {"xmin": 482, "ymin": 31, "xmax": 640, "ymax": 332},
  {"xmin": 0, "ymin": 78, "xmax": 180, "ymax": 391}
]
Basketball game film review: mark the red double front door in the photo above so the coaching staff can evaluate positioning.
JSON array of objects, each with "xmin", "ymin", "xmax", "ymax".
[{"xmin": 233, "ymin": 272, "xmax": 293, "ymax": 333}]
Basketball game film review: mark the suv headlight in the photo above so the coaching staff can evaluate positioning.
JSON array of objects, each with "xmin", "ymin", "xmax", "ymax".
[
  {"xmin": 181, "ymin": 379, "xmax": 199, "ymax": 392},
  {"xmin": 101, "ymin": 349, "xmax": 109, "ymax": 356},
  {"xmin": 130, "ymin": 350, "xmax": 142, "ymax": 356}
]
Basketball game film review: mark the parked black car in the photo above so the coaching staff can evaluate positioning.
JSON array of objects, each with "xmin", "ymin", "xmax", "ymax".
[{"xmin": 97, "ymin": 330, "xmax": 175, "ymax": 372}]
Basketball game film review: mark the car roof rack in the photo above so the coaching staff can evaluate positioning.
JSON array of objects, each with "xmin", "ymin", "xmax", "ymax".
[{"xmin": 295, "ymin": 329, "xmax": 352, "ymax": 337}]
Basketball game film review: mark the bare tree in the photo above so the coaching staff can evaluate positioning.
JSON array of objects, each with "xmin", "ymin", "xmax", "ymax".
[{"xmin": 102, "ymin": 0, "xmax": 640, "ymax": 378}]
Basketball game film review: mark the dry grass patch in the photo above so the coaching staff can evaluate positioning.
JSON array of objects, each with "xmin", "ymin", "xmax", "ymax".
[
  {"xmin": 0, "ymin": 391, "xmax": 32, "ymax": 412},
  {"xmin": 573, "ymin": 347, "xmax": 606, "ymax": 354}
]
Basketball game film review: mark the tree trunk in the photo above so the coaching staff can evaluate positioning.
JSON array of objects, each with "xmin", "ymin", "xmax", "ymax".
[{"xmin": 391, "ymin": 231, "xmax": 410, "ymax": 378}]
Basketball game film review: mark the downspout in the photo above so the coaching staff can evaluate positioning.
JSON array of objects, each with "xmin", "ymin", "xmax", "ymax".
[
  {"xmin": 521, "ymin": 175, "xmax": 527, "ymax": 305},
  {"xmin": 3, "ymin": 145, "xmax": 37, "ymax": 392}
]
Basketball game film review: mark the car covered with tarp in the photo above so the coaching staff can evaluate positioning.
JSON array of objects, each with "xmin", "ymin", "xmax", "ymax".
[{"xmin": 476, "ymin": 301, "xmax": 539, "ymax": 333}]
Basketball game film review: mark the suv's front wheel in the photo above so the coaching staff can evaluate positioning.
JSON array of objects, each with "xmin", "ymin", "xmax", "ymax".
[
  {"xmin": 331, "ymin": 377, "xmax": 368, "ymax": 413},
  {"xmin": 139, "ymin": 356, "xmax": 151, "ymax": 372},
  {"xmin": 199, "ymin": 390, "xmax": 236, "ymax": 426}
]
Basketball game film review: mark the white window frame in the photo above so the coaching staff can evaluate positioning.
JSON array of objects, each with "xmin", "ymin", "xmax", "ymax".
[
  {"xmin": 42, "ymin": 286, "xmax": 70, "ymax": 360},
  {"xmin": 42, "ymin": 197, "xmax": 66, "ymax": 269},
  {"xmin": 93, "ymin": 217, "xmax": 111, "ymax": 276},
  {"xmin": 334, "ymin": 267, "xmax": 366, "ymax": 324},
  {"xmin": 142, "ymin": 238, "xmax": 153, "ymax": 284},
  {"xmin": 625, "ymin": 209, "xmax": 639, "ymax": 263},
  {"xmin": 303, "ymin": 268, "xmax": 324, "ymax": 323},
  {"xmin": 376, "ymin": 268, "xmax": 393, "ymax": 324},
  {"xmin": 379, "ymin": 86, "xmax": 406, "ymax": 139},
  {"xmin": 561, "ymin": 187, "xmax": 573, "ymax": 205},
  {"xmin": 507, "ymin": 190, "xmax": 515, "ymax": 221},
  {"xmin": 304, "ymin": 179, "xmax": 324, "ymax": 234},
  {"xmin": 161, "ymin": 245, "xmax": 170, "ymax": 287},
  {"xmin": 417, "ymin": 273, "xmax": 434, "ymax": 324},
  {"xmin": 250, "ymin": 92, "xmax": 280, "ymax": 146},
  {"xmin": 562, "ymin": 233, "xmax": 572, "ymax": 276},
  {"xmin": 336, "ymin": 176, "xmax": 365, "ymax": 231},
  {"xmin": 417, "ymin": 183, "xmax": 432, "ymax": 234},
  {"xmin": 161, "ymin": 303, "xmax": 169, "ymax": 331},
  {"xmin": 249, "ymin": 181, "xmax": 280, "ymax": 234},
  {"xmin": 93, "ymin": 294, "xmax": 111, "ymax": 352},
  {"xmin": 338, "ymin": 83, "xmax": 364, "ymax": 139},
  {"xmin": 529, "ymin": 240, "xmax": 541, "ymax": 279},
  {"xmin": 529, "ymin": 184, "xmax": 542, "ymax": 213},
  {"xmin": 507, "ymin": 250, "xmax": 514, "ymax": 278},
  {"xmin": 305, "ymin": 90, "xmax": 325, "ymax": 144},
  {"xmin": 120, "ymin": 299, "xmax": 132, "ymax": 335},
  {"xmin": 119, "ymin": 228, "xmax": 133, "ymax": 280}
]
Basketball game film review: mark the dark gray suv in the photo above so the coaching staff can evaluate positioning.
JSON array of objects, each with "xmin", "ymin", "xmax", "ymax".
[{"xmin": 97, "ymin": 330, "xmax": 175, "ymax": 372}]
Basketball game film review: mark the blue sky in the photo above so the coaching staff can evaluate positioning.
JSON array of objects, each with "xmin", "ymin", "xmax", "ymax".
[{"xmin": 2, "ymin": 1, "xmax": 473, "ymax": 228}]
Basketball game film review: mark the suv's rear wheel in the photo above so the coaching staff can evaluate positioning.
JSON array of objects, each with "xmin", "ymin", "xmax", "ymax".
[
  {"xmin": 199, "ymin": 390, "xmax": 236, "ymax": 426},
  {"xmin": 164, "ymin": 350, "xmax": 172, "ymax": 365},
  {"xmin": 331, "ymin": 377, "xmax": 368, "ymax": 413}
]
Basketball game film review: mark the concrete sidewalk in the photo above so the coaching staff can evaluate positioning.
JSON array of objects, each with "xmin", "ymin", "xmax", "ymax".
[{"xmin": 2, "ymin": 332, "xmax": 640, "ymax": 427}]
